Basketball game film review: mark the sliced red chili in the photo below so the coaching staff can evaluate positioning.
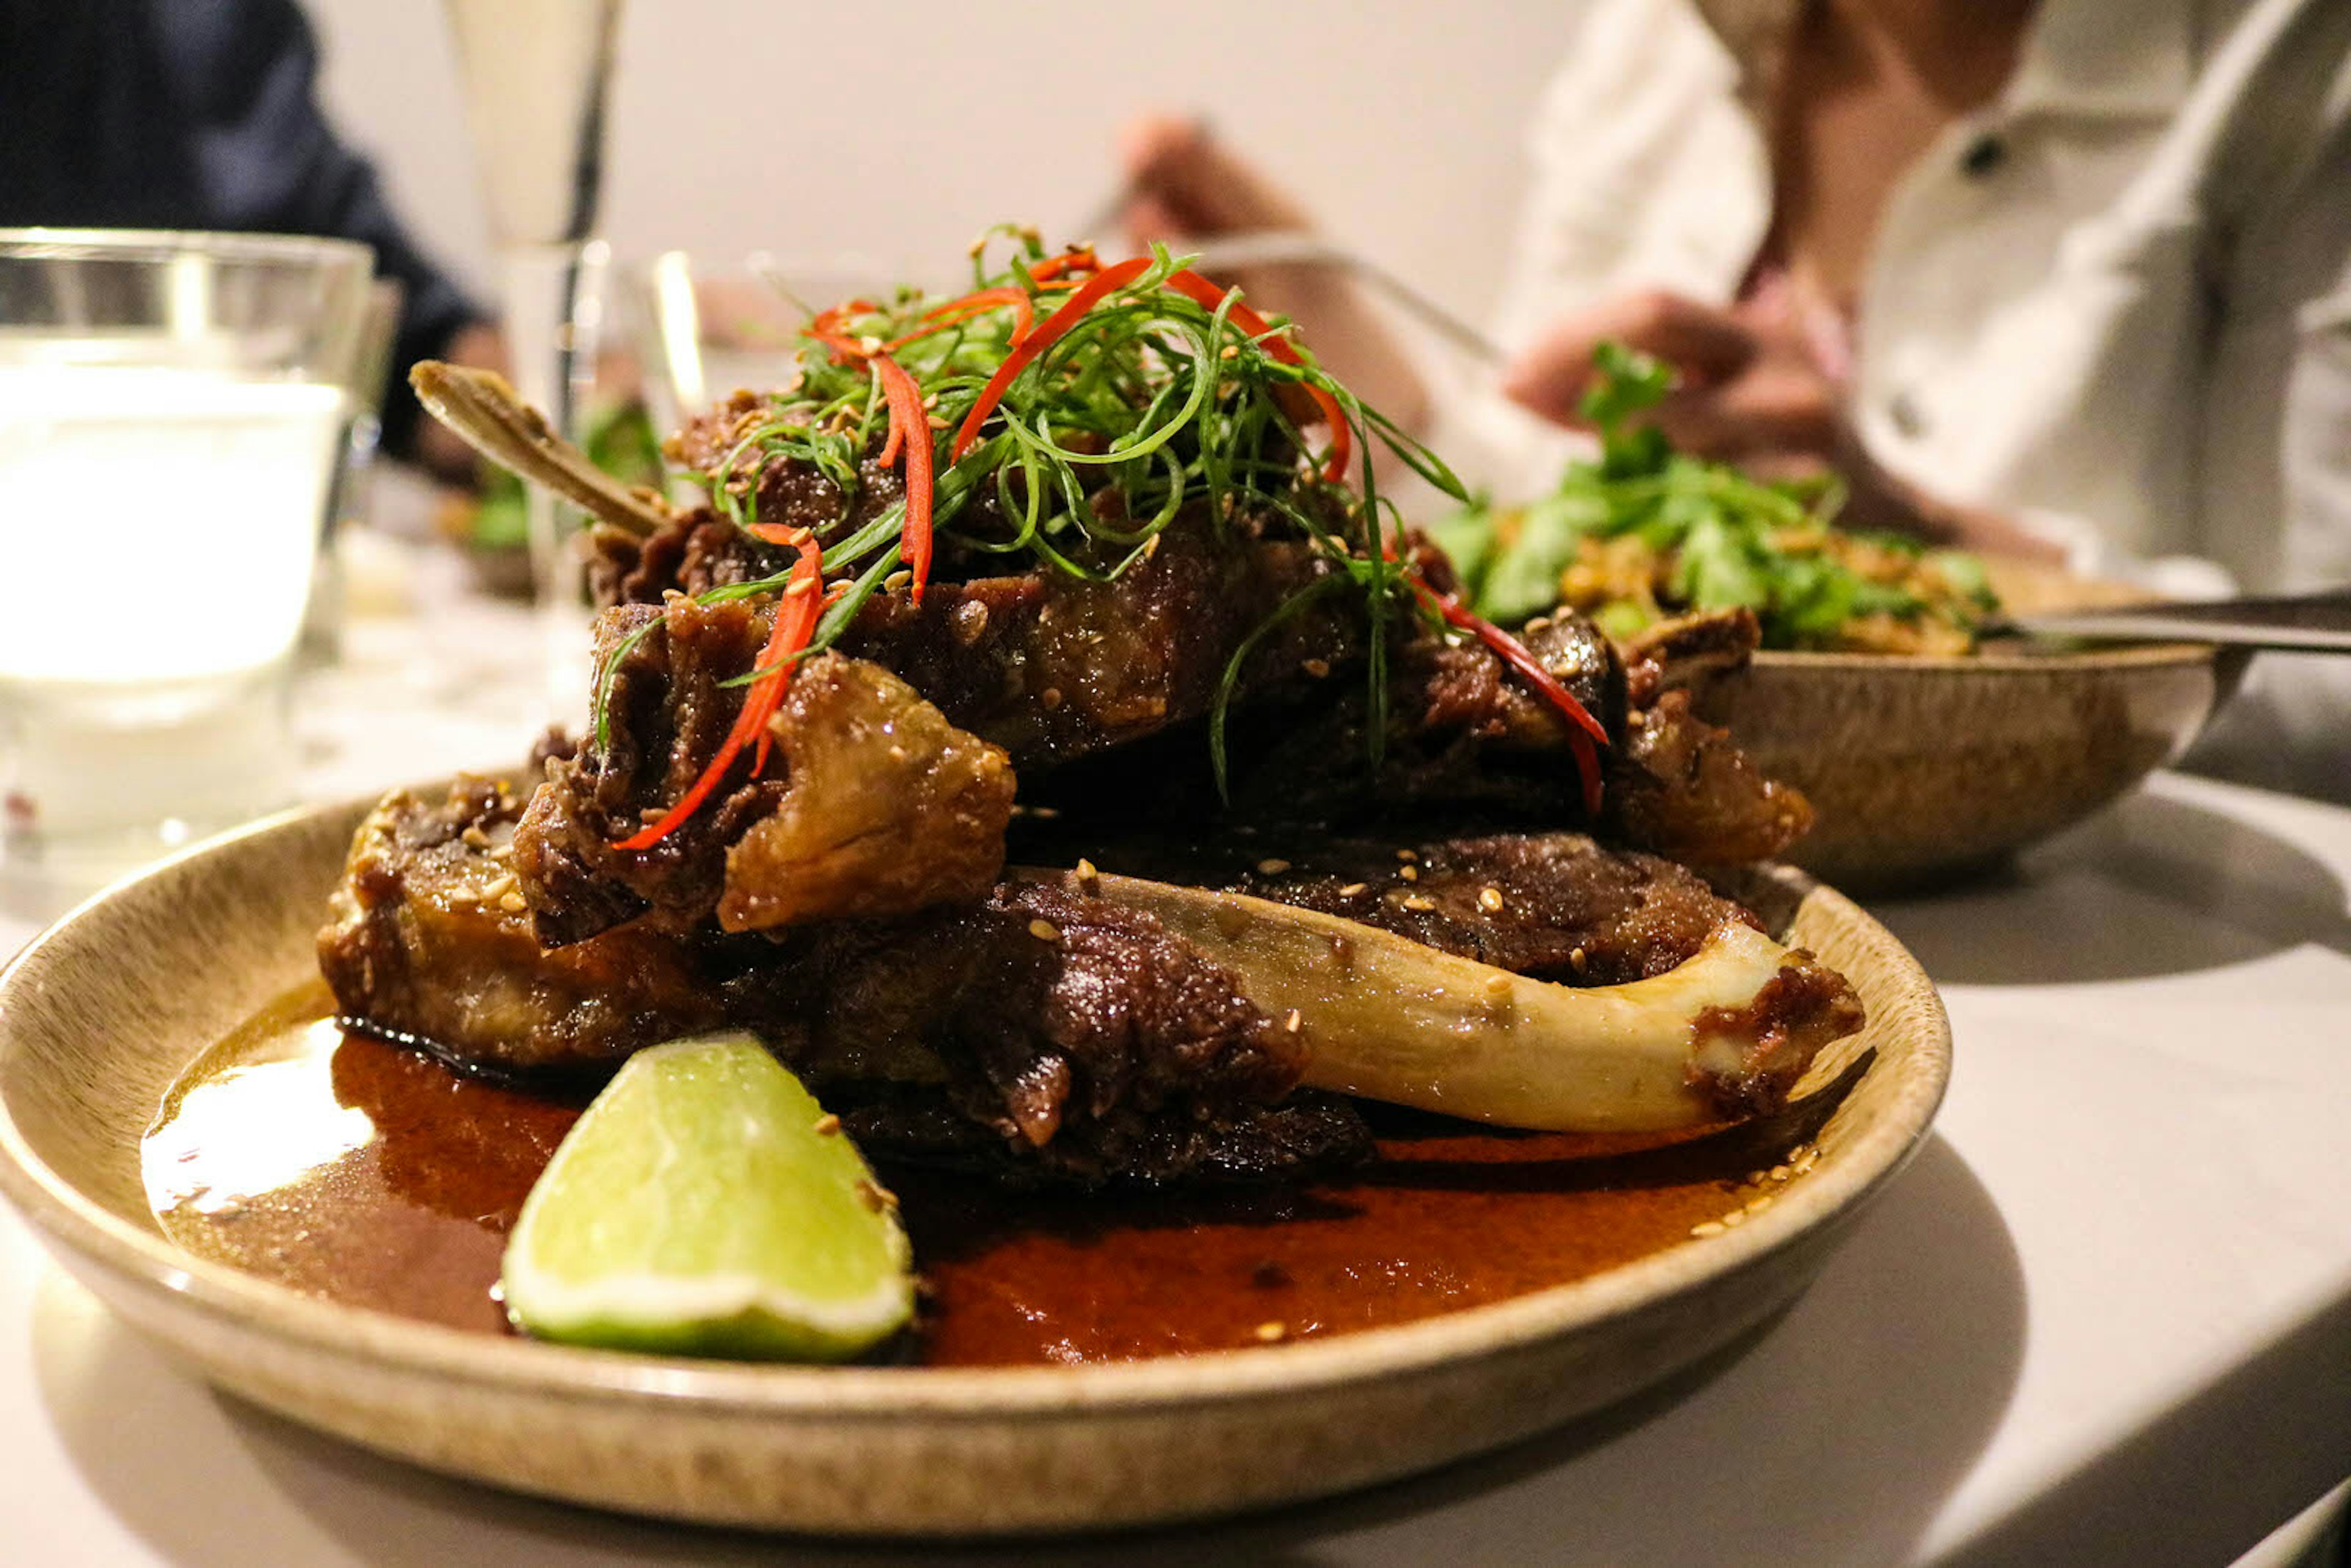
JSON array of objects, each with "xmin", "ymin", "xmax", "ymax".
[
  {"xmin": 1027, "ymin": 248, "xmax": 1100, "ymax": 283},
  {"xmin": 1412, "ymin": 579, "xmax": 1610, "ymax": 817},
  {"xmin": 610, "ymin": 531, "xmax": 825, "ymax": 851},
  {"xmin": 872, "ymin": 353, "xmax": 934, "ymax": 604},
  {"xmin": 1163, "ymin": 269, "xmax": 1353, "ymax": 483},
  {"xmin": 952, "ymin": 257, "xmax": 1153, "ymax": 461}
]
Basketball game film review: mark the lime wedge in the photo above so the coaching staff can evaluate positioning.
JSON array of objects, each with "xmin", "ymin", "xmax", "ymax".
[{"xmin": 500, "ymin": 1033, "xmax": 913, "ymax": 1361}]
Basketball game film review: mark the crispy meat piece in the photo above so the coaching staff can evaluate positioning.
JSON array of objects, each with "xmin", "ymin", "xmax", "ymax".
[
  {"xmin": 1620, "ymin": 609, "xmax": 1767, "ymax": 708},
  {"xmin": 718, "ymin": 654, "xmax": 1015, "ymax": 932},
  {"xmin": 1607, "ymin": 689, "xmax": 1814, "ymax": 866},
  {"xmin": 318, "ymin": 781, "xmax": 723, "ymax": 1072},
  {"xmin": 512, "ymin": 597, "xmax": 784, "ymax": 944},
  {"xmin": 512, "ymin": 601, "xmax": 1011, "ymax": 945}
]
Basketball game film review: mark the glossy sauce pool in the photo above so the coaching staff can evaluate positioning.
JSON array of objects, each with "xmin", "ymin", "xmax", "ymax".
[{"xmin": 143, "ymin": 985, "xmax": 1826, "ymax": 1367}]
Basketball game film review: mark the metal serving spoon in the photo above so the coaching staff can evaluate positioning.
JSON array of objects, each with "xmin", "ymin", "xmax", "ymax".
[{"xmin": 1988, "ymin": 589, "xmax": 2351, "ymax": 655}]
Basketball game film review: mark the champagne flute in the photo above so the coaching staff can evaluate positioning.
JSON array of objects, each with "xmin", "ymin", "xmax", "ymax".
[{"xmin": 441, "ymin": 0, "xmax": 625, "ymax": 717}]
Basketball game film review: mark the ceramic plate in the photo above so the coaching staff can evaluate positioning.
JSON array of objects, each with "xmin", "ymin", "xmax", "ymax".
[{"xmin": 0, "ymin": 795, "xmax": 1949, "ymax": 1536}]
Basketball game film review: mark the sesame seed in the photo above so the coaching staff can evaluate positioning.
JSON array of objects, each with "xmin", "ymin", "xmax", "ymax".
[
  {"xmin": 885, "ymin": 569, "xmax": 913, "ymax": 593},
  {"xmin": 1041, "ymin": 687, "xmax": 1063, "ymax": 710},
  {"xmin": 481, "ymin": 873, "xmax": 517, "ymax": 901},
  {"xmin": 1337, "ymin": 882, "xmax": 1368, "ymax": 897},
  {"xmin": 1691, "ymin": 1220, "xmax": 1727, "ymax": 1238},
  {"xmin": 1302, "ymin": 658, "xmax": 1331, "ymax": 678},
  {"xmin": 1074, "ymin": 857, "xmax": 1100, "ymax": 884},
  {"xmin": 1222, "ymin": 345, "xmax": 1242, "ymax": 361},
  {"xmin": 785, "ymin": 575, "xmax": 816, "ymax": 598},
  {"xmin": 1745, "ymin": 1194, "xmax": 1774, "ymax": 1214},
  {"xmin": 1524, "ymin": 615, "xmax": 1552, "ymax": 633},
  {"xmin": 1400, "ymin": 895, "xmax": 1436, "ymax": 912},
  {"xmin": 1722, "ymin": 1209, "xmax": 1747, "ymax": 1228},
  {"xmin": 1253, "ymin": 1320, "xmax": 1287, "ymax": 1342},
  {"xmin": 1283, "ymin": 1009, "xmax": 1302, "ymax": 1033},
  {"xmin": 1770, "ymin": 1165, "xmax": 1791, "ymax": 1182},
  {"xmin": 1256, "ymin": 858, "xmax": 1291, "ymax": 875},
  {"xmin": 855, "ymin": 1178, "xmax": 897, "ymax": 1212},
  {"xmin": 1483, "ymin": 972, "xmax": 1512, "ymax": 997},
  {"xmin": 1027, "ymin": 805, "xmax": 1061, "ymax": 820},
  {"xmin": 1398, "ymin": 865, "xmax": 1419, "ymax": 882},
  {"xmin": 1569, "ymin": 946, "xmax": 1588, "ymax": 972},
  {"xmin": 813, "ymin": 1114, "xmax": 842, "ymax": 1136},
  {"xmin": 858, "ymin": 334, "xmax": 883, "ymax": 354},
  {"xmin": 1479, "ymin": 887, "xmax": 1504, "ymax": 912},
  {"xmin": 1029, "ymin": 919, "xmax": 1062, "ymax": 943},
  {"xmin": 499, "ymin": 892, "xmax": 528, "ymax": 913},
  {"xmin": 460, "ymin": 825, "xmax": 490, "ymax": 850},
  {"xmin": 1397, "ymin": 849, "xmax": 1419, "ymax": 863}
]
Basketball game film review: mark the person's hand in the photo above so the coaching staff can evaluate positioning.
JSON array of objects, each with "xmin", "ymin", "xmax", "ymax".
[
  {"xmin": 1500, "ymin": 290, "xmax": 1848, "ymax": 470},
  {"xmin": 1116, "ymin": 114, "xmax": 1310, "ymax": 247},
  {"xmin": 1498, "ymin": 289, "xmax": 2061, "ymax": 559}
]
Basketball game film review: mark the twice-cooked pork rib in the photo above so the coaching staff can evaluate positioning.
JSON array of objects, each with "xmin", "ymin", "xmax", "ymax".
[
  {"xmin": 513, "ymin": 604, "xmax": 1011, "ymax": 947},
  {"xmin": 319, "ymin": 781, "xmax": 723, "ymax": 1073},
  {"xmin": 588, "ymin": 506, "xmax": 1357, "ymax": 773},
  {"xmin": 714, "ymin": 653, "xmax": 1014, "ymax": 933},
  {"xmin": 321, "ymin": 781, "xmax": 1371, "ymax": 1185}
]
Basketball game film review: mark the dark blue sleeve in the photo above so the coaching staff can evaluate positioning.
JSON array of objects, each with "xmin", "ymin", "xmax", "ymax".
[{"xmin": 152, "ymin": 0, "xmax": 486, "ymax": 457}]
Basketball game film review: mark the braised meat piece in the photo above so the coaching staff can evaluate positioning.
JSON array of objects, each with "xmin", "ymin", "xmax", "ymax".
[
  {"xmin": 1032, "ymin": 827, "xmax": 1764, "ymax": 987},
  {"xmin": 587, "ymin": 505, "xmax": 1358, "ymax": 775},
  {"xmin": 1601, "ymin": 609, "xmax": 1814, "ymax": 865},
  {"xmin": 1608, "ymin": 689, "xmax": 1814, "ymax": 866},
  {"xmin": 513, "ymin": 602, "xmax": 1011, "ymax": 946},
  {"xmin": 716, "ymin": 653, "xmax": 1015, "ymax": 933},
  {"xmin": 726, "ymin": 880, "xmax": 1371, "ymax": 1185},
  {"xmin": 512, "ymin": 596, "xmax": 784, "ymax": 945},
  {"xmin": 318, "ymin": 780, "xmax": 723, "ymax": 1073},
  {"xmin": 322, "ymin": 801, "xmax": 1370, "ymax": 1185}
]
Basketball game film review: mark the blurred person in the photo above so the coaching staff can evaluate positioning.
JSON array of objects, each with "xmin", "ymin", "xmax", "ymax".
[
  {"xmin": 0, "ymin": 0, "xmax": 497, "ymax": 481},
  {"xmin": 1120, "ymin": 0, "xmax": 2351, "ymax": 800}
]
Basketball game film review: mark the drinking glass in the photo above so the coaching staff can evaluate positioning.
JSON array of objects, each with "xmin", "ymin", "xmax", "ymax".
[
  {"xmin": 442, "ymin": 0, "xmax": 624, "ymax": 718},
  {"xmin": 0, "ymin": 228, "xmax": 374, "ymax": 888}
]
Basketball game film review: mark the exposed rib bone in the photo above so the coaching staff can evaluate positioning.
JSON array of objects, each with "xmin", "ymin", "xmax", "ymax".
[
  {"xmin": 410, "ymin": 361, "xmax": 672, "ymax": 539},
  {"xmin": 1074, "ymin": 871, "xmax": 1853, "ymax": 1132}
]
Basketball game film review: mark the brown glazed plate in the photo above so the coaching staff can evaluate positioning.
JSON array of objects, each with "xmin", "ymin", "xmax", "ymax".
[{"xmin": 0, "ymin": 792, "xmax": 1950, "ymax": 1537}]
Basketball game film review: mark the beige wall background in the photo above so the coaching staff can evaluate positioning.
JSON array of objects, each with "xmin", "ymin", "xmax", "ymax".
[{"xmin": 303, "ymin": 1, "xmax": 1575, "ymax": 326}]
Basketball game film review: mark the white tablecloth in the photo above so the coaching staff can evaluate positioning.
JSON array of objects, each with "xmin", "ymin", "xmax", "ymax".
[{"xmin": 3, "ymin": 560, "xmax": 2348, "ymax": 1565}]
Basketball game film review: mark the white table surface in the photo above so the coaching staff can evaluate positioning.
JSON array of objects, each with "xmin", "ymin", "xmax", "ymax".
[{"xmin": 3, "ymin": 554, "xmax": 2348, "ymax": 1566}]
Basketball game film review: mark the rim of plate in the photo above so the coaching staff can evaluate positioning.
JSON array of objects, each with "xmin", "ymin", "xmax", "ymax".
[{"xmin": 0, "ymin": 800, "xmax": 1951, "ymax": 1422}]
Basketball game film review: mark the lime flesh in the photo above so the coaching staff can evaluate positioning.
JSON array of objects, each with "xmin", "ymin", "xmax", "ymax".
[{"xmin": 500, "ymin": 1033, "xmax": 913, "ymax": 1360}]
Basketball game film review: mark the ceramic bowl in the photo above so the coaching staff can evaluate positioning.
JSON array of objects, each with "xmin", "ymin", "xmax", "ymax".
[
  {"xmin": 1695, "ymin": 641, "xmax": 2239, "ymax": 891},
  {"xmin": 0, "ymin": 797, "xmax": 1949, "ymax": 1536}
]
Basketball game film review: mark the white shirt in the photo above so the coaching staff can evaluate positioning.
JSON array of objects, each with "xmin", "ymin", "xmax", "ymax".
[{"xmin": 1422, "ymin": 0, "xmax": 2351, "ymax": 799}]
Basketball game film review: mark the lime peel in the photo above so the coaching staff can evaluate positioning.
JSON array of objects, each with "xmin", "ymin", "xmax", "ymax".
[{"xmin": 501, "ymin": 1033, "xmax": 913, "ymax": 1361}]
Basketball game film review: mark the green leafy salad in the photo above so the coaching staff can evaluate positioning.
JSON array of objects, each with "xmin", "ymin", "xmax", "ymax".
[{"xmin": 1425, "ymin": 344, "xmax": 1999, "ymax": 654}]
